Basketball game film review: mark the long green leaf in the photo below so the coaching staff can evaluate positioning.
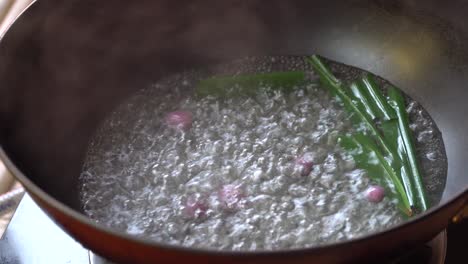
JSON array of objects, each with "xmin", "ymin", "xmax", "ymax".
[
  {"xmin": 381, "ymin": 120, "xmax": 416, "ymax": 210},
  {"xmin": 307, "ymin": 56, "xmax": 395, "ymax": 162},
  {"xmin": 358, "ymin": 75, "xmax": 417, "ymax": 210},
  {"xmin": 395, "ymin": 130, "xmax": 417, "ymax": 209},
  {"xmin": 388, "ymin": 87, "xmax": 429, "ymax": 211},
  {"xmin": 196, "ymin": 71, "xmax": 307, "ymax": 97},
  {"xmin": 308, "ymin": 55, "xmax": 415, "ymax": 215},
  {"xmin": 338, "ymin": 135, "xmax": 392, "ymax": 187},
  {"xmin": 349, "ymin": 81, "xmax": 378, "ymax": 121},
  {"xmin": 360, "ymin": 74, "xmax": 397, "ymax": 120},
  {"xmin": 339, "ymin": 134, "xmax": 412, "ymax": 216},
  {"xmin": 380, "ymin": 120, "xmax": 399, "ymax": 152}
]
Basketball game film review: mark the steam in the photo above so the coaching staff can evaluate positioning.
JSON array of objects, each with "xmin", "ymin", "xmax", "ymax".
[{"xmin": 0, "ymin": 0, "xmax": 279, "ymax": 209}]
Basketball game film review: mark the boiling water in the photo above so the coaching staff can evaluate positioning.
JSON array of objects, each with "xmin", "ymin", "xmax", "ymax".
[{"xmin": 79, "ymin": 56, "xmax": 446, "ymax": 250}]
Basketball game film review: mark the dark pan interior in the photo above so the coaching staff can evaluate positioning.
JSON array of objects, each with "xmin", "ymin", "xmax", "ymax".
[{"xmin": 0, "ymin": 0, "xmax": 466, "ymax": 215}]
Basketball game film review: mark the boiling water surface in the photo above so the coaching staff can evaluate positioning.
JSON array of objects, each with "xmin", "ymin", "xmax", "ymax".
[{"xmin": 80, "ymin": 56, "xmax": 447, "ymax": 251}]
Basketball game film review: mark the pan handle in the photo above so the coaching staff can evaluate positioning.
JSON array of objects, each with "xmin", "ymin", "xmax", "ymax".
[
  {"xmin": 0, "ymin": 0, "xmax": 35, "ymax": 39},
  {"xmin": 452, "ymin": 207, "xmax": 468, "ymax": 223},
  {"xmin": 451, "ymin": 191, "xmax": 468, "ymax": 223}
]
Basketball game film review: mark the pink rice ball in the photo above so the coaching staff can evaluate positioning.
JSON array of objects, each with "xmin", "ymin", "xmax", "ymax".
[
  {"xmin": 165, "ymin": 111, "xmax": 192, "ymax": 130},
  {"xmin": 295, "ymin": 155, "xmax": 314, "ymax": 176},
  {"xmin": 183, "ymin": 195, "xmax": 208, "ymax": 219},
  {"xmin": 218, "ymin": 184, "xmax": 245, "ymax": 211},
  {"xmin": 366, "ymin": 185, "xmax": 385, "ymax": 203}
]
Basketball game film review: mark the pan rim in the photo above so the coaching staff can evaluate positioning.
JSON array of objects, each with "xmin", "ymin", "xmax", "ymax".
[{"xmin": 1, "ymin": 146, "xmax": 466, "ymax": 256}]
